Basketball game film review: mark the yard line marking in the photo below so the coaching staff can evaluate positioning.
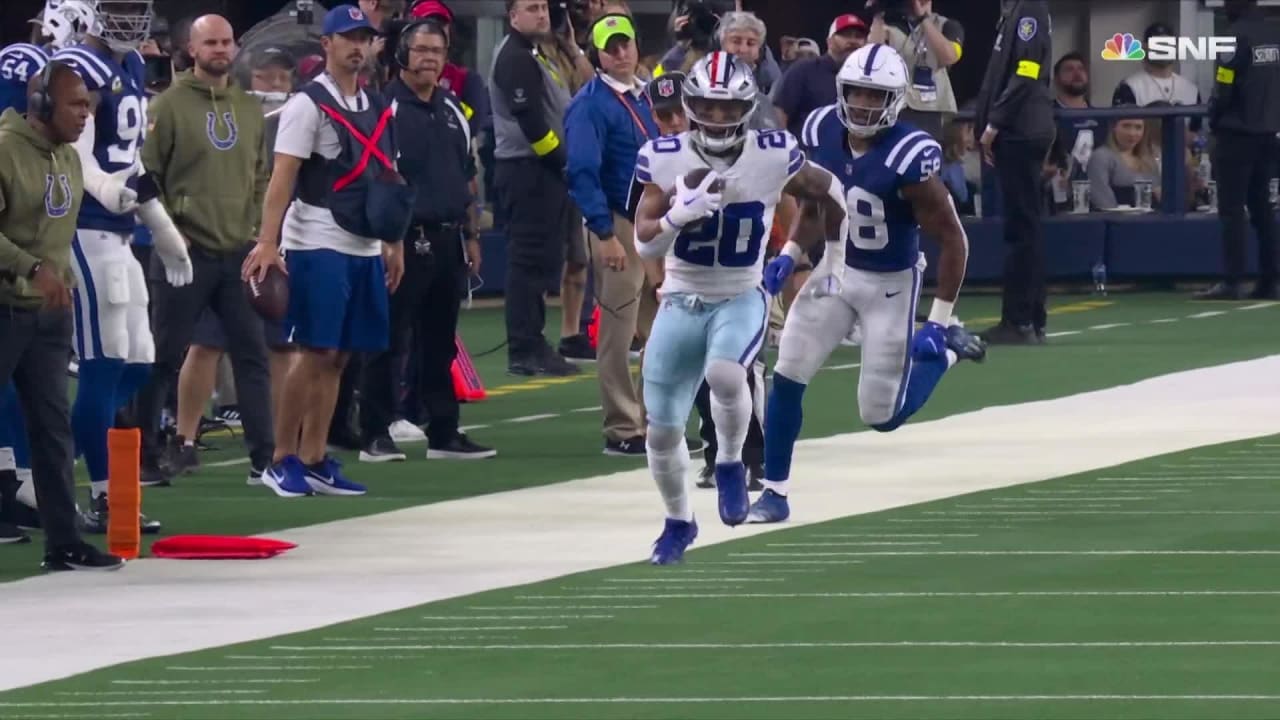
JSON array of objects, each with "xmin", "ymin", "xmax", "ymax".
[
  {"xmin": 1188, "ymin": 311, "xmax": 1228, "ymax": 319},
  {"xmin": 766, "ymin": 542, "xmax": 943, "ymax": 547},
  {"xmin": 928, "ymin": 510, "xmax": 1280, "ymax": 516},
  {"xmin": 1225, "ymin": 450, "xmax": 1280, "ymax": 455},
  {"xmin": 110, "ymin": 680, "xmax": 319, "ymax": 685},
  {"xmin": 1044, "ymin": 331, "xmax": 1082, "ymax": 337},
  {"xmin": 323, "ymin": 636, "xmax": 513, "ymax": 642},
  {"xmin": 956, "ymin": 504, "xmax": 1125, "ymax": 510},
  {"xmin": 58, "ymin": 690, "xmax": 263, "ymax": 696},
  {"xmin": 988, "ymin": 496, "xmax": 1151, "ymax": 502},
  {"xmin": 731, "ymin": 550, "xmax": 1280, "ymax": 557},
  {"xmin": 1162, "ymin": 463, "xmax": 1277, "ymax": 468},
  {"xmin": 458, "ymin": 424, "xmax": 489, "ymax": 432},
  {"xmin": 1095, "ymin": 475, "xmax": 1261, "ymax": 480},
  {"xmin": 570, "ymin": 406, "xmax": 603, "ymax": 413},
  {"xmin": 572, "ymin": 585, "xmax": 746, "ymax": 590},
  {"xmin": 465, "ymin": 605, "xmax": 658, "ymax": 611},
  {"xmin": 1088, "ymin": 323, "xmax": 1131, "ymax": 330},
  {"xmin": 416, "ymin": 615, "xmax": 613, "ymax": 620},
  {"xmin": 223, "ymin": 655, "xmax": 436, "ymax": 660},
  {"xmin": 603, "ymin": 577, "xmax": 784, "ymax": 584},
  {"xmin": 672, "ymin": 560, "xmax": 865, "ymax": 566},
  {"xmin": 1237, "ymin": 302, "xmax": 1278, "ymax": 311},
  {"xmin": 505, "ymin": 414, "xmax": 559, "ymax": 424},
  {"xmin": 810, "ymin": 533, "xmax": 979, "ymax": 538},
  {"xmin": 264, "ymin": 640, "xmax": 1280, "ymax": 652},
  {"xmin": 1149, "ymin": 318, "xmax": 1180, "ymax": 324},
  {"xmin": 166, "ymin": 666, "xmax": 370, "ymax": 671},
  {"xmin": 1254, "ymin": 443, "xmax": 1280, "ymax": 447},
  {"xmin": 886, "ymin": 518, "xmax": 1046, "ymax": 524},
  {"xmin": 372, "ymin": 626, "xmax": 569, "ymax": 632},
  {"xmin": 1024, "ymin": 489, "xmax": 1185, "ymax": 495},
  {"xmin": 822, "ymin": 362, "xmax": 862, "ymax": 370},
  {"xmin": 510, "ymin": 589, "xmax": 1280, "ymax": 601},
  {"xmin": 11, "ymin": 695, "xmax": 1280, "ymax": 708}
]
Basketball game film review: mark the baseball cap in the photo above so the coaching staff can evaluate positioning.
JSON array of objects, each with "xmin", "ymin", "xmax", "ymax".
[
  {"xmin": 829, "ymin": 13, "xmax": 868, "ymax": 38},
  {"xmin": 646, "ymin": 72, "xmax": 685, "ymax": 113},
  {"xmin": 410, "ymin": 0, "xmax": 454, "ymax": 23},
  {"xmin": 1144, "ymin": 22, "xmax": 1174, "ymax": 43},
  {"xmin": 591, "ymin": 13, "xmax": 636, "ymax": 51},
  {"xmin": 795, "ymin": 38, "xmax": 820, "ymax": 54},
  {"xmin": 322, "ymin": 4, "xmax": 376, "ymax": 36}
]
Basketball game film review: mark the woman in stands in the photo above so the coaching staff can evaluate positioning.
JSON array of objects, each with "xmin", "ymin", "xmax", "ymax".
[{"xmin": 1087, "ymin": 112, "xmax": 1160, "ymax": 210}]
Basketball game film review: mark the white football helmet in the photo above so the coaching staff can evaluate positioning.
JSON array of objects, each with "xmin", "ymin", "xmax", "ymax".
[
  {"xmin": 41, "ymin": 0, "xmax": 100, "ymax": 50},
  {"xmin": 836, "ymin": 43, "xmax": 908, "ymax": 138},
  {"xmin": 91, "ymin": 0, "xmax": 154, "ymax": 53},
  {"xmin": 682, "ymin": 50, "xmax": 758, "ymax": 153}
]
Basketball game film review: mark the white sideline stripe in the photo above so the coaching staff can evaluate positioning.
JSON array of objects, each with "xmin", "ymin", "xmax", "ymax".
[
  {"xmin": 511, "ymin": 590, "xmax": 1280, "ymax": 601},
  {"xmin": 110, "ymin": 680, "xmax": 319, "ymax": 685},
  {"xmin": 10, "ymin": 696, "xmax": 1280, "ymax": 709},
  {"xmin": 466, "ymin": 605, "xmax": 658, "ymax": 610},
  {"xmin": 9, "ymin": 714, "xmax": 153, "ymax": 718},
  {"xmin": 458, "ymin": 424, "xmax": 489, "ymax": 432},
  {"xmin": 506, "ymin": 414, "xmax": 559, "ymax": 424},
  {"xmin": 988, "ymin": 496, "xmax": 1151, "ymax": 502},
  {"xmin": 957, "ymin": 504, "xmax": 1123, "ymax": 510},
  {"xmin": 224, "ymin": 655, "xmax": 435, "ymax": 660},
  {"xmin": 1044, "ymin": 330, "xmax": 1082, "ymax": 337},
  {"xmin": 1149, "ymin": 318, "xmax": 1180, "ymax": 323},
  {"xmin": 1088, "ymin": 323, "xmax": 1131, "ymax": 330},
  {"xmin": 886, "ymin": 518, "xmax": 1045, "ymax": 524},
  {"xmin": 1024, "ymin": 489, "xmax": 1186, "ymax": 495},
  {"xmin": 603, "ymin": 577, "xmax": 781, "ymax": 583},
  {"xmin": 1096, "ymin": 475, "xmax": 1263, "ymax": 480},
  {"xmin": 766, "ymin": 541, "xmax": 943, "ymax": 547},
  {"xmin": 669, "ymin": 560, "xmax": 865, "ymax": 566},
  {"xmin": 570, "ymin": 406, "xmax": 603, "ymax": 413},
  {"xmin": 1188, "ymin": 311, "xmax": 1228, "ymax": 318},
  {"xmin": 822, "ymin": 362, "xmax": 862, "ymax": 370},
  {"xmin": 6, "ymin": 358, "xmax": 1280, "ymax": 692},
  {"xmin": 58, "ymin": 690, "xmax": 263, "ymax": 696},
  {"xmin": 267, "ymin": 640, "xmax": 1280, "ymax": 651},
  {"xmin": 372, "ymin": 626, "xmax": 568, "ymax": 632},
  {"xmin": 417, "ymin": 615, "xmax": 613, "ymax": 620},
  {"xmin": 165, "ymin": 666, "xmax": 369, "ymax": 671},
  {"xmin": 811, "ymin": 533, "xmax": 979, "ymax": 538},
  {"xmin": 1238, "ymin": 302, "xmax": 1279, "ymax": 310},
  {"xmin": 928, "ymin": 510, "xmax": 1280, "ymax": 516},
  {"xmin": 1163, "ymin": 463, "xmax": 1277, "ymax": 468},
  {"xmin": 321, "ymin": 637, "xmax": 507, "ymax": 642},
  {"xmin": 731, "ymin": 550, "xmax": 1280, "ymax": 557}
]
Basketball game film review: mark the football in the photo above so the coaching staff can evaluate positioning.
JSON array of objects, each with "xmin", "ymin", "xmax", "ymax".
[
  {"xmin": 683, "ymin": 167, "xmax": 726, "ymax": 194},
  {"xmin": 244, "ymin": 264, "xmax": 289, "ymax": 323}
]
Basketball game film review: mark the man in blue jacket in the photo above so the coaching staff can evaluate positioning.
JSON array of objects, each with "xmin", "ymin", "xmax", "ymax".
[{"xmin": 565, "ymin": 12, "xmax": 661, "ymax": 457}]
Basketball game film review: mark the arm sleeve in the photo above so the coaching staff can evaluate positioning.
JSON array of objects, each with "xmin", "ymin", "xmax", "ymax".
[
  {"xmin": 0, "ymin": 181, "xmax": 40, "ymax": 281},
  {"xmin": 273, "ymin": 93, "xmax": 320, "ymax": 160},
  {"xmin": 564, "ymin": 97, "xmax": 613, "ymax": 238},
  {"xmin": 1087, "ymin": 148, "xmax": 1118, "ymax": 209},
  {"xmin": 1111, "ymin": 81, "xmax": 1137, "ymax": 107},
  {"xmin": 492, "ymin": 45, "xmax": 566, "ymax": 168},
  {"xmin": 987, "ymin": 3, "xmax": 1050, "ymax": 130}
]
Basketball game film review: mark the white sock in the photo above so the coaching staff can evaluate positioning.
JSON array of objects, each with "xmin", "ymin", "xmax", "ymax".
[
  {"xmin": 0, "ymin": 447, "xmax": 14, "ymax": 471},
  {"xmin": 90, "ymin": 480, "xmax": 108, "ymax": 498},
  {"xmin": 762, "ymin": 479, "xmax": 790, "ymax": 496},
  {"xmin": 706, "ymin": 360, "xmax": 750, "ymax": 465},
  {"xmin": 647, "ymin": 424, "xmax": 691, "ymax": 521},
  {"xmin": 184, "ymin": 439, "xmax": 195, "ymax": 448},
  {"xmin": 946, "ymin": 349, "xmax": 958, "ymax": 368}
]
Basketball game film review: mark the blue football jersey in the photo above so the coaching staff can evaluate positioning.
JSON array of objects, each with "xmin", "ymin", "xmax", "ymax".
[
  {"xmin": 802, "ymin": 105, "xmax": 943, "ymax": 273},
  {"xmin": 0, "ymin": 43, "xmax": 50, "ymax": 114},
  {"xmin": 53, "ymin": 43, "xmax": 148, "ymax": 233}
]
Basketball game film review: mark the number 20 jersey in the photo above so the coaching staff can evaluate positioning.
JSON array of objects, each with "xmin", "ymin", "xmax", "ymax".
[
  {"xmin": 801, "ymin": 105, "xmax": 942, "ymax": 273},
  {"xmin": 636, "ymin": 128, "xmax": 805, "ymax": 299},
  {"xmin": 53, "ymin": 43, "xmax": 148, "ymax": 234}
]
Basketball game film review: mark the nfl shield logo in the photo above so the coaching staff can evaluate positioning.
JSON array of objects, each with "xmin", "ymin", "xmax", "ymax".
[{"xmin": 658, "ymin": 78, "xmax": 674, "ymax": 97}]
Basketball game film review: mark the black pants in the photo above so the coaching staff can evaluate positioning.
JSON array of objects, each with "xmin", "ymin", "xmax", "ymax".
[
  {"xmin": 360, "ymin": 227, "xmax": 464, "ymax": 446},
  {"xmin": 136, "ymin": 245, "xmax": 274, "ymax": 469},
  {"xmin": 693, "ymin": 355, "xmax": 765, "ymax": 468},
  {"xmin": 495, "ymin": 158, "xmax": 574, "ymax": 362},
  {"xmin": 1214, "ymin": 130, "xmax": 1278, "ymax": 288},
  {"xmin": 0, "ymin": 306, "xmax": 81, "ymax": 549},
  {"xmin": 993, "ymin": 136, "xmax": 1053, "ymax": 330}
]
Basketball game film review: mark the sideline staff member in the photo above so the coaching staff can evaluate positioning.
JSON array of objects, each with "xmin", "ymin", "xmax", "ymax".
[
  {"xmin": 1198, "ymin": 0, "xmax": 1280, "ymax": 301},
  {"xmin": 359, "ymin": 19, "xmax": 496, "ymax": 462},
  {"xmin": 868, "ymin": 0, "xmax": 964, "ymax": 138},
  {"xmin": 974, "ymin": 0, "xmax": 1053, "ymax": 345},
  {"xmin": 0, "ymin": 64, "xmax": 121, "ymax": 570}
]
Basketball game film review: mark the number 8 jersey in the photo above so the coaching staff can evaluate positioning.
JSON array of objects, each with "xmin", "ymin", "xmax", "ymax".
[
  {"xmin": 801, "ymin": 104, "xmax": 942, "ymax": 273},
  {"xmin": 53, "ymin": 43, "xmax": 147, "ymax": 233},
  {"xmin": 636, "ymin": 128, "xmax": 805, "ymax": 299}
]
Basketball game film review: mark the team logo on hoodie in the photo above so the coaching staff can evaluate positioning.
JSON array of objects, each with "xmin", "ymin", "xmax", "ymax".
[
  {"xmin": 206, "ymin": 111, "xmax": 239, "ymax": 151},
  {"xmin": 44, "ymin": 174, "xmax": 73, "ymax": 219}
]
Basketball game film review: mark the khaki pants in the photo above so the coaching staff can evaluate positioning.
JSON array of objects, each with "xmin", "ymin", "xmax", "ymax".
[{"xmin": 589, "ymin": 216, "xmax": 658, "ymax": 441}]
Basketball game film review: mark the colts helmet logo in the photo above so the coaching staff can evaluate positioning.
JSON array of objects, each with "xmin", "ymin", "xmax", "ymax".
[
  {"xmin": 206, "ymin": 111, "xmax": 239, "ymax": 151},
  {"xmin": 45, "ymin": 174, "xmax": 73, "ymax": 218}
]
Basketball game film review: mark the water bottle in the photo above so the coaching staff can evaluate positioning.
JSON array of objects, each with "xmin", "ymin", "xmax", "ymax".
[{"xmin": 1092, "ymin": 259, "xmax": 1108, "ymax": 296}]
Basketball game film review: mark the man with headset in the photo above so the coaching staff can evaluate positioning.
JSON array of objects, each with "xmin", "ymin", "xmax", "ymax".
[
  {"xmin": 357, "ymin": 18, "xmax": 495, "ymax": 462},
  {"xmin": 0, "ymin": 62, "xmax": 122, "ymax": 569}
]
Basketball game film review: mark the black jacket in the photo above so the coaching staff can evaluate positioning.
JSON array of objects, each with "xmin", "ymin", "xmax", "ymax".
[
  {"xmin": 1210, "ymin": 5, "xmax": 1280, "ymax": 135},
  {"xmin": 974, "ymin": 0, "xmax": 1054, "ymax": 141},
  {"xmin": 386, "ymin": 78, "xmax": 475, "ymax": 226}
]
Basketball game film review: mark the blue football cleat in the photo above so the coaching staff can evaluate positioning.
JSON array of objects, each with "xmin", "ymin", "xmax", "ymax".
[
  {"xmin": 650, "ymin": 517, "xmax": 698, "ymax": 565},
  {"xmin": 747, "ymin": 489, "xmax": 790, "ymax": 524},
  {"xmin": 946, "ymin": 324, "xmax": 988, "ymax": 363},
  {"xmin": 715, "ymin": 462, "xmax": 749, "ymax": 526}
]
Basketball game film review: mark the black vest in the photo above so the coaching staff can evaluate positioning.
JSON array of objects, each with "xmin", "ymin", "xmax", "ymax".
[{"xmin": 296, "ymin": 81, "xmax": 415, "ymax": 243}]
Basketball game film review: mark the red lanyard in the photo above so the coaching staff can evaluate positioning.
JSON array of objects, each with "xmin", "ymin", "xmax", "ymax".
[{"xmin": 612, "ymin": 88, "xmax": 653, "ymax": 141}]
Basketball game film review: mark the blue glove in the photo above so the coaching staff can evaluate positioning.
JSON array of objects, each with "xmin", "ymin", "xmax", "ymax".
[
  {"xmin": 763, "ymin": 255, "xmax": 796, "ymax": 296},
  {"xmin": 912, "ymin": 321, "xmax": 947, "ymax": 360}
]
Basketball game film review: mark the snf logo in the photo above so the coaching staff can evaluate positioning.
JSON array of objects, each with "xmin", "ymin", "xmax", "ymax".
[{"xmin": 1101, "ymin": 33, "xmax": 1237, "ymax": 61}]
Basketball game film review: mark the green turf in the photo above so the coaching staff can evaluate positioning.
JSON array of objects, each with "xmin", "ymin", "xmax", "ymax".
[
  {"xmin": 0, "ymin": 293, "xmax": 1274, "ymax": 581},
  {"xmin": 5, "ymin": 436, "xmax": 1280, "ymax": 719}
]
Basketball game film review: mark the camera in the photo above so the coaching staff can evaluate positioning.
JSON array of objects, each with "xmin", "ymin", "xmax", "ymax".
[
  {"xmin": 550, "ymin": 0, "xmax": 590, "ymax": 39},
  {"xmin": 866, "ymin": 0, "xmax": 911, "ymax": 22},
  {"xmin": 674, "ymin": 0, "xmax": 733, "ymax": 52}
]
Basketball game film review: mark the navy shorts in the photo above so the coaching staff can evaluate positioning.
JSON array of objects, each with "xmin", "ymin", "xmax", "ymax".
[
  {"xmin": 284, "ymin": 248, "xmax": 389, "ymax": 352},
  {"xmin": 191, "ymin": 309, "xmax": 289, "ymax": 351}
]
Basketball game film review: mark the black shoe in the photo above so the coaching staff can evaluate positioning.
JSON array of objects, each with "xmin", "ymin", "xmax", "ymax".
[
  {"xmin": 80, "ymin": 494, "xmax": 162, "ymax": 535},
  {"xmin": 427, "ymin": 433, "xmax": 497, "ymax": 460},
  {"xmin": 42, "ymin": 542, "xmax": 123, "ymax": 572},
  {"xmin": 536, "ymin": 350, "xmax": 581, "ymax": 377},
  {"xmin": 980, "ymin": 323, "xmax": 1043, "ymax": 346},
  {"xmin": 558, "ymin": 333, "xmax": 596, "ymax": 362},
  {"xmin": 214, "ymin": 405, "xmax": 243, "ymax": 428},
  {"xmin": 696, "ymin": 465, "xmax": 716, "ymax": 489},
  {"xmin": 604, "ymin": 435, "xmax": 646, "ymax": 457},
  {"xmin": 0, "ymin": 520, "xmax": 29, "ymax": 544},
  {"xmin": 140, "ymin": 462, "xmax": 172, "ymax": 488},
  {"xmin": 1192, "ymin": 282, "xmax": 1247, "ymax": 301},
  {"xmin": 171, "ymin": 441, "xmax": 199, "ymax": 475},
  {"xmin": 358, "ymin": 436, "xmax": 407, "ymax": 463},
  {"xmin": 629, "ymin": 337, "xmax": 644, "ymax": 359}
]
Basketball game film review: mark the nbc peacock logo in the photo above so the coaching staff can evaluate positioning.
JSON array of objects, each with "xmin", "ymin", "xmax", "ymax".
[{"xmin": 1101, "ymin": 33, "xmax": 1145, "ymax": 61}]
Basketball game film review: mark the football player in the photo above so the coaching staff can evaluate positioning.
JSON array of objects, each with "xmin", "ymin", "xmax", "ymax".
[
  {"xmin": 632, "ymin": 52, "xmax": 848, "ymax": 564},
  {"xmin": 0, "ymin": 1, "xmax": 97, "ymax": 113},
  {"xmin": 749, "ymin": 44, "xmax": 987, "ymax": 524},
  {"xmin": 54, "ymin": 0, "xmax": 193, "ymax": 534}
]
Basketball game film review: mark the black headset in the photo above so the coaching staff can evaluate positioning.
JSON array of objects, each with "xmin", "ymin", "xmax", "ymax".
[
  {"xmin": 27, "ymin": 60, "xmax": 64, "ymax": 123},
  {"xmin": 395, "ymin": 18, "xmax": 449, "ymax": 69}
]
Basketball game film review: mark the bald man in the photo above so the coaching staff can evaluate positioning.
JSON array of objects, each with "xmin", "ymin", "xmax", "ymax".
[{"xmin": 133, "ymin": 14, "xmax": 276, "ymax": 485}]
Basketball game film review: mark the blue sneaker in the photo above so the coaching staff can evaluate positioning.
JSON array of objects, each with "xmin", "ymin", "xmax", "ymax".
[
  {"xmin": 304, "ymin": 456, "xmax": 367, "ymax": 496},
  {"xmin": 946, "ymin": 325, "xmax": 988, "ymax": 363},
  {"xmin": 262, "ymin": 456, "xmax": 312, "ymax": 498},
  {"xmin": 747, "ymin": 489, "xmax": 790, "ymax": 524},
  {"xmin": 715, "ymin": 462, "xmax": 749, "ymax": 526},
  {"xmin": 650, "ymin": 517, "xmax": 698, "ymax": 565}
]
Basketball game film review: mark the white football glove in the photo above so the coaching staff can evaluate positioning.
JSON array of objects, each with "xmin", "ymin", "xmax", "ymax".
[
  {"xmin": 667, "ymin": 171, "xmax": 724, "ymax": 228},
  {"xmin": 86, "ymin": 168, "xmax": 139, "ymax": 215},
  {"xmin": 137, "ymin": 198, "xmax": 194, "ymax": 287}
]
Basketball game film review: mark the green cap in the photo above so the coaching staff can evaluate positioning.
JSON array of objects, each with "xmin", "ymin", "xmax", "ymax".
[{"xmin": 591, "ymin": 14, "xmax": 636, "ymax": 51}]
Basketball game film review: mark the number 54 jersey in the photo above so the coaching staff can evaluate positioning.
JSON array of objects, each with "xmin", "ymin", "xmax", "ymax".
[
  {"xmin": 801, "ymin": 105, "xmax": 942, "ymax": 273},
  {"xmin": 53, "ymin": 43, "xmax": 148, "ymax": 234},
  {"xmin": 636, "ymin": 128, "xmax": 806, "ymax": 299}
]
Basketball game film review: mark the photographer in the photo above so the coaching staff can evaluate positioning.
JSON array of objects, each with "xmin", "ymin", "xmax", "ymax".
[
  {"xmin": 658, "ymin": 0, "xmax": 780, "ymax": 92},
  {"xmin": 867, "ymin": 0, "xmax": 964, "ymax": 138}
]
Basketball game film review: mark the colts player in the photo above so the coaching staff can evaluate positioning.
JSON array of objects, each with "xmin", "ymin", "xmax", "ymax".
[
  {"xmin": 54, "ymin": 0, "xmax": 193, "ymax": 534},
  {"xmin": 632, "ymin": 52, "xmax": 848, "ymax": 565},
  {"xmin": 749, "ymin": 44, "xmax": 987, "ymax": 524}
]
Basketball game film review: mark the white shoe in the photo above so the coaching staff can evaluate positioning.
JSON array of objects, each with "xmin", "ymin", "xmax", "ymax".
[
  {"xmin": 15, "ymin": 472, "xmax": 38, "ymax": 508},
  {"xmin": 388, "ymin": 419, "xmax": 427, "ymax": 444}
]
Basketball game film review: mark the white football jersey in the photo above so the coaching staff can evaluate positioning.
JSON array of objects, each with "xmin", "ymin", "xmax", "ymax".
[{"xmin": 636, "ymin": 128, "xmax": 805, "ymax": 299}]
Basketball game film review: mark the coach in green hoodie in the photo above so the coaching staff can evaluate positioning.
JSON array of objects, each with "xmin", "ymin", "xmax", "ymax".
[
  {"xmin": 135, "ymin": 14, "xmax": 276, "ymax": 479},
  {"xmin": 0, "ymin": 64, "xmax": 122, "ymax": 570}
]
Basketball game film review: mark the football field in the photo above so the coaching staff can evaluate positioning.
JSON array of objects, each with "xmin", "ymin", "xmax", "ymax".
[{"xmin": 2, "ymin": 292, "xmax": 1279, "ymax": 719}]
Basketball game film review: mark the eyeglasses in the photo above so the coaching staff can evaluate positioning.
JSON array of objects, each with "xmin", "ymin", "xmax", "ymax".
[{"xmin": 409, "ymin": 45, "xmax": 448, "ymax": 57}]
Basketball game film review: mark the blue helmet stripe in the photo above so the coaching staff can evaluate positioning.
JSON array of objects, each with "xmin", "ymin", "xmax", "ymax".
[{"xmin": 864, "ymin": 44, "xmax": 881, "ymax": 76}]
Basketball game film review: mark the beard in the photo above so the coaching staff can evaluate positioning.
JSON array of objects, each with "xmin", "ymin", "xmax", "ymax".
[
  {"xmin": 1062, "ymin": 82, "xmax": 1087, "ymax": 97},
  {"xmin": 197, "ymin": 58, "xmax": 231, "ymax": 77}
]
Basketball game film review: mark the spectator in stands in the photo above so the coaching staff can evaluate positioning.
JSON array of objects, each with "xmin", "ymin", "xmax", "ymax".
[
  {"xmin": 1087, "ymin": 115, "xmax": 1160, "ymax": 211},
  {"xmin": 717, "ymin": 11, "xmax": 778, "ymax": 130},
  {"xmin": 868, "ymin": 0, "xmax": 964, "ymax": 139},
  {"xmin": 792, "ymin": 38, "xmax": 821, "ymax": 62},
  {"xmin": 490, "ymin": 0, "xmax": 584, "ymax": 376},
  {"xmin": 1046, "ymin": 52, "xmax": 1099, "ymax": 213},
  {"xmin": 772, "ymin": 13, "xmax": 867, "ymax": 138},
  {"xmin": 1113, "ymin": 23, "xmax": 1201, "ymax": 110},
  {"xmin": 136, "ymin": 15, "xmax": 275, "ymax": 480},
  {"xmin": 565, "ymin": 12, "xmax": 659, "ymax": 456}
]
